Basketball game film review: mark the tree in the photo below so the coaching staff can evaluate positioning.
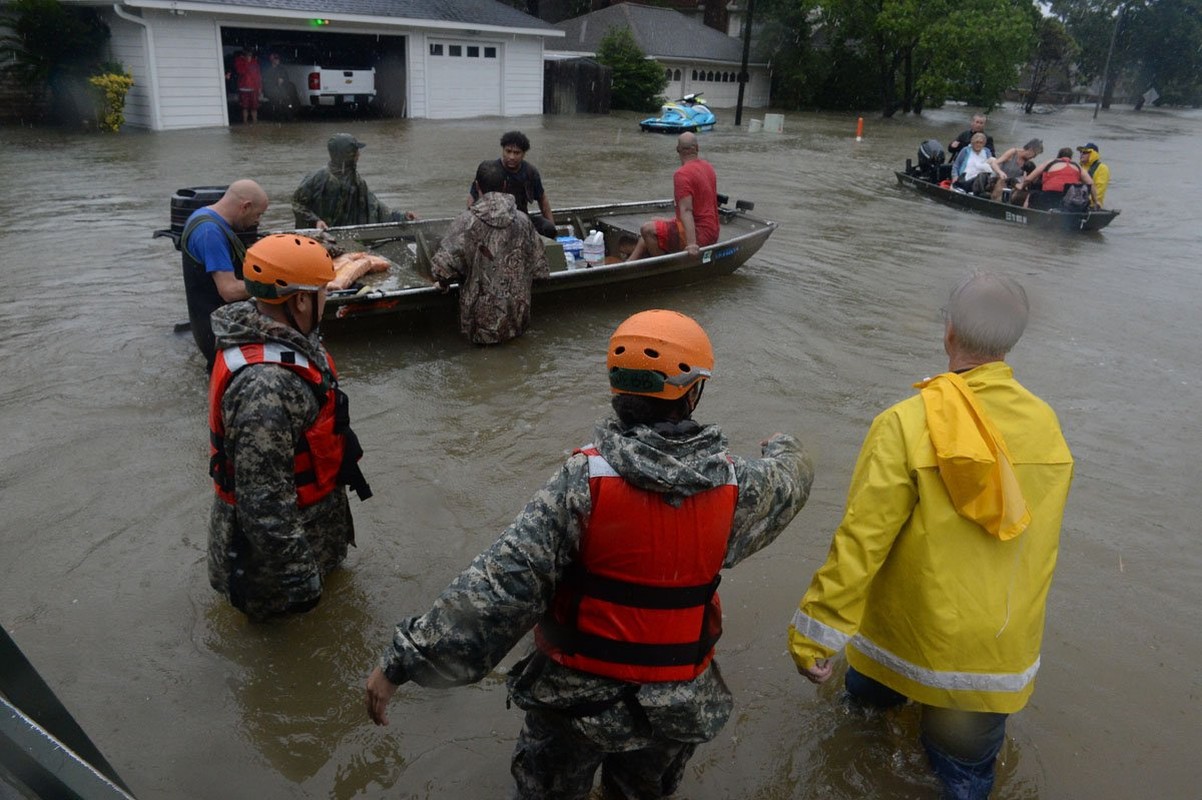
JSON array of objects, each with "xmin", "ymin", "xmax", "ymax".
[
  {"xmin": 1022, "ymin": 17, "xmax": 1078, "ymax": 112},
  {"xmin": 0, "ymin": 0, "xmax": 111, "ymax": 122},
  {"xmin": 595, "ymin": 27, "xmax": 667, "ymax": 112},
  {"xmin": 1127, "ymin": 0, "xmax": 1202, "ymax": 105}
]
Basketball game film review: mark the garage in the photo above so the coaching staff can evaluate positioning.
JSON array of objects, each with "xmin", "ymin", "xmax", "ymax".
[
  {"xmin": 220, "ymin": 28, "xmax": 407, "ymax": 122},
  {"xmin": 101, "ymin": 0, "xmax": 561, "ymax": 131},
  {"xmin": 425, "ymin": 38, "xmax": 503, "ymax": 118}
]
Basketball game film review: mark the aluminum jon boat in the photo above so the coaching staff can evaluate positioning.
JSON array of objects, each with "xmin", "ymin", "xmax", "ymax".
[{"xmin": 314, "ymin": 197, "xmax": 775, "ymax": 325}]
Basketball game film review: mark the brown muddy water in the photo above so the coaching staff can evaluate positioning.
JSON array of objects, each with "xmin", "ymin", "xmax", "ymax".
[{"xmin": 0, "ymin": 105, "xmax": 1199, "ymax": 799}]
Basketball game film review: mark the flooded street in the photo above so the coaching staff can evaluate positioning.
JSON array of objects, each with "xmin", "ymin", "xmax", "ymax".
[{"xmin": 1, "ymin": 104, "xmax": 1199, "ymax": 799}]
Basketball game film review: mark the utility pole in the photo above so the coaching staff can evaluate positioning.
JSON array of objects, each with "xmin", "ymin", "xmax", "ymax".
[
  {"xmin": 1094, "ymin": 2, "xmax": 1123, "ymax": 119},
  {"xmin": 734, "ymin": 0, "xmax": 756, "ymax": 126}
]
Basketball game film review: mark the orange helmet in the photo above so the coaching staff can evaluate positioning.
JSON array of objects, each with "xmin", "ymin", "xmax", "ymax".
[
  {"xmin": 242, "ymin": 234, "xmax": 334, "ymax": 304},
  {"xmin": 607, "ymin": 310, "xmax": 714, "ymax": 400}
]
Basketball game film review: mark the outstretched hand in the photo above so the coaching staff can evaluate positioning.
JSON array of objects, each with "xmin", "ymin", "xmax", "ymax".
[
  {"xmin": 799, "ymin": 659, "xmax": 833, "ymax": 685},
  {"xmin": 366, "ymin": 666, "xmax": 399, "ymax": 726}
]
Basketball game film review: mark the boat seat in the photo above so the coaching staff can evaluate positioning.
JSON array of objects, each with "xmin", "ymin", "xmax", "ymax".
[{"xmin": 593, "ymin": 213, "xmax": 650, "ymax": 238}]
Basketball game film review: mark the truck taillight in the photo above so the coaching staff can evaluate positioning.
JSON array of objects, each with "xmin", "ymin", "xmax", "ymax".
[{"xmin": 308, "ymin": 72, "xmax": 320, "ymax": 90}]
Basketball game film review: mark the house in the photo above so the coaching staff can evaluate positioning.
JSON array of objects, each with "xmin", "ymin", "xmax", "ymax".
[
  {"xmin": 549, "ymin": 2, "xmax": 770, "ymax": 108},
  {"xmin": 82, "ymin": 0, "xmax": 563, "ymax": 130}
]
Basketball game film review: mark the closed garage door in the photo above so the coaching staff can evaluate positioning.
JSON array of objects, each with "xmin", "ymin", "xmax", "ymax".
[{"xmin": 427, "ymin": 39, "xmax": 502, "ymax": 118}]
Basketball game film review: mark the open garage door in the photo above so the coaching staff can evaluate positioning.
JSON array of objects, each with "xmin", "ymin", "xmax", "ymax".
[
  {"xmin": 220, "ymin": 27, "xmax": 407, "ymax": 122},
  {"xmin": 426, "ymin": 39, "xmax": 502, "ymax": 118}
]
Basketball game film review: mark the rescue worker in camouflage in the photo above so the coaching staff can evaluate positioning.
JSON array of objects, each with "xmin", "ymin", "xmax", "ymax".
[
  {"xmin": 207, "ymin": 234, "xmax": 372, "ymax": 622},
  {"xmin": 366, "ymin": 309, "xmax": 814, "ymax": 799},
  {"xmin": 431, "ymin": 159, "xmax": 550, "ymax": 345},
  {"xmin": 291, "ymin": 133, "xmax": 416, "ymax": 230}
]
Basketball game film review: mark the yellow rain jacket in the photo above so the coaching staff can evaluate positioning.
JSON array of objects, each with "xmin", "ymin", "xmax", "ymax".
[
  {"xmin": 789, "ymin": 362, "xmax": 1073, "ymax": 713},
  {"xmin": 1080, "ymin": 151, "xmax": 1110, "ymax": 207}
]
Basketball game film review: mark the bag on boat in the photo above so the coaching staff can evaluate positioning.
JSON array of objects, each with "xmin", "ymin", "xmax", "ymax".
[{"xmin": 1061, "ymin": 184, "xmax": 1090, "ymax": 212}]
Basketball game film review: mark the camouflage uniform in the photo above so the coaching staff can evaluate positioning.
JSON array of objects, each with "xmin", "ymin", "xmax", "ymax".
[
  {"xmin": 431, "ymin": 192, "xmax": 550, "ymax": 345},
  {"xmin": 291, "ymin": 137, "xmax": 401, "ymax": 228},
  {"xmin": 206, "ymin": 301, "xmax": 355, "ymax": 621},
  {"xmin": 378, "ymin": 419, "xmax": 813, "ymax": 798}
]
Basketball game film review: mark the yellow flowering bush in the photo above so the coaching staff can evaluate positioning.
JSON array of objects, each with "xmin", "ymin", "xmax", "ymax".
[{"xmin": 88, "ymin": 72, "xmax": 134, "ymax": 132}]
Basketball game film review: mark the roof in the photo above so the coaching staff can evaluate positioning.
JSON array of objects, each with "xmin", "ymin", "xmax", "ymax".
[
  {"xmin": 553, "ymin": 2, "xmax": 765, "ymax": 65},
  {"xmin": 115, "ymin": 0, "xmax": 558, "ymax": 33}
]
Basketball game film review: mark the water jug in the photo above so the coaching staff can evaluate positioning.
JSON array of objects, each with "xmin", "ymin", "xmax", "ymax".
[{"xmin": 582, "ymin": 230, "xmax": 605, "ymax": 267}]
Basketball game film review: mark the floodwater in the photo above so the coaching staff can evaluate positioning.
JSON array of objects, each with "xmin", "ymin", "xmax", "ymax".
[{"xmin": 1, "ymin": 104, "xmax": 1199, "ymax": 799}]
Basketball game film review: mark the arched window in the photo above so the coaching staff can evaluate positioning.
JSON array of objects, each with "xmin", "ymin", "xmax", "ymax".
[
  {"xmin": 692, "ymin": 69, "xmax": 698, "ymax": 80},
  {"xmin": 665, "ymin": 67, "xmax": 672, "ymax": 80},
  {"xmin": 706, "ymin": 70, "xmax": 714, "ymax": 81},
  {"xmin": 674, "ymin": 69, "xmax": 682, "ymax": 81}
]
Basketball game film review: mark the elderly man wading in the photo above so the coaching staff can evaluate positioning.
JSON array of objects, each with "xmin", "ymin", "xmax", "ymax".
[{"xmin": 788, "ymin": 272, "xmax": 1074, "ymax": 800}]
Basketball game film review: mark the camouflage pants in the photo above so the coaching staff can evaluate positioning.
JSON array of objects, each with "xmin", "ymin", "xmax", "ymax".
[{"xmin": 510, "ymin": 708, "xmax": 697, "ymax": 800}]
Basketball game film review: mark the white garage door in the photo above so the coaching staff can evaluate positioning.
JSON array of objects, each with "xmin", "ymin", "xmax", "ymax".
[{"xmin": 427, "ymin": 39, "xmax": 502, "ymax": 118}]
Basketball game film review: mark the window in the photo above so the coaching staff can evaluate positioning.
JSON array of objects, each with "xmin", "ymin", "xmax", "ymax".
[
  {"xmin": 468, "ymin": 46, "xmax": 480, "ymax": 57},
  {"xmin": 706, "ymin": 71, "xmax": 714, "ymax": 81},
  {"xmin": 449, "ymin": 44, "xmax": 462, "ymax": 56},
  {"xmin": 691, "ymin": 69, "xmax": 697, "ymax": 80},
  {"xmin": 665, "ymin": 67, "xmax": 672, "ymax": 79},
  {"xmin": 429, "ymin": 43, "xmax": 443, "ymax": 56},
  {"xmin": 673, "ymin": 69, "xmax": 681, "ymax": 80},
  {"xmin": 484, "ymin": 46, "xmax": 497, "ymax": 58}
]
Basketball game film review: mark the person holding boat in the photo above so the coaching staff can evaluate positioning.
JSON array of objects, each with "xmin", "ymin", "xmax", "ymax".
[
  {"xmin": 180, "ymin": 179, "xmax": 268, "ymax": 371},
  {"xmin": 206, "ymin": 234, "xmax": 372, "ymax": 622},
  {"xmin": 1077, "ymin": 143, "xmax": 1110, "ymax": 207},
  {"xmin": 468, "ymin": 130, "xmax": 558, "ymax": 239},
  {"xmin": 947, "ymin": 113, "xmax": 995, "ymax": 161},
  {"xmin": 788, "ymin": 272, "xmax": 1073, "ymax": 800},
  {"xmin": 987, "ymin": 138, "xmax": 1042, "ymax": 202},
  {"xmin": 625, "ymin": 132, "xmax": 719, "ymax": 262},
  {"xmin": 433, "ymin": 159, "xmax": 549, "ymax": 345},
  {"xmin": 366, "ymin": 309, "xmax": 814, "ymax": 799},
  {"xmin": 291, "ymin": 133, "xmax": 417, "ymax": 231},
  {"xmin": 1019, "ymin": 147, "xmax": 1096, "ymax": 210},
  {"xmin": 950, "ymin": 133, "xmax": 1000, "ymax": 194}
]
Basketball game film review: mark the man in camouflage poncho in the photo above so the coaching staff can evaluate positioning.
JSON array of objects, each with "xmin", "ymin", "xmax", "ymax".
[
  {"xmin": 291, "ymin": 133, "xmax": 415, "ymax": 230},
  {"xmin": 366, "ymin": 310, "xmax": 813, "ymax": 798},
  {"xmin": 208, "ymin": 234, "xmax": 370, "ymax": 621},
  {"xmin": 432, "ymin": 159, "xmax": 550, "ymax": 345}
]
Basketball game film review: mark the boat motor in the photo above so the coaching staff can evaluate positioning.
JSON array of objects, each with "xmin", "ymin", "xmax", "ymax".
[{"xmin": 917, "ymin": 139, "xmax": 945, "ymax": 182}]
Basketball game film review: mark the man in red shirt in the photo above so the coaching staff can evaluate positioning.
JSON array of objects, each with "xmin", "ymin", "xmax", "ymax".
[
  {"xmin": 627, "ymin": 132, "xmax": 719, "ymax": 261},
  {"xmin": 232, "ymin": 49, "xmax": 262, "ymax": 125}
]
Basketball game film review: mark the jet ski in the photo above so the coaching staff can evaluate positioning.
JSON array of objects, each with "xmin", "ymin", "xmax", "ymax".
[{"xmin": 639, "ymin": 93, "xmax": 716, "ymax": 133}]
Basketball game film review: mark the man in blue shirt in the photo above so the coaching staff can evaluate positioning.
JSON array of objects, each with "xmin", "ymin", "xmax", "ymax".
[{"xmin": 180, "ymin": 180, "xmax": 269, "ymax": 370}]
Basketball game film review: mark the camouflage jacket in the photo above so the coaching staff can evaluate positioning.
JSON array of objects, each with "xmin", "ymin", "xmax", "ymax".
[
  {"xmin": 380, "ymin": 419, "xmax": 813, "ymax": 749},
  {"xmin": 431, "ymin": 192, "xmax": 550, "ymax": 345},
  {"xmin": 291, "ymin": 158, "xmax": 396, "ymax": 229},
  {"xmin": 207, "ymin": 301, "xmax": 354, "ymax": 620}
]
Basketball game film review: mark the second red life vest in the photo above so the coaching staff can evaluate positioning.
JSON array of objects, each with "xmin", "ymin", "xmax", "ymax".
[
  {"xmin": 208, "ymin": 343, "xmax": 346, "ymax": 508},
  {"xmin": 535, "ymin": 446, "xmax": 738, "ymax": 683},
  {"xmin": 1040, "ymin": 158, "xmax": 1083, "ymax": 193}
]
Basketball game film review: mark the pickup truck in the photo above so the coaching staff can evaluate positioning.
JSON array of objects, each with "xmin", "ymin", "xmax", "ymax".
[{"xmin": 282, "ymin": 62, "xmax": 376, "ymax": 109}]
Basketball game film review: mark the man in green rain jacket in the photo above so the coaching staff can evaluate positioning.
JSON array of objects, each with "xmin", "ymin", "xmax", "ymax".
[
  {"xmin": 788, "ymin": 272, "xmax": 1073, "ymax": 800},
  {"xmin": 291, "ymin": 133, "xmax": 415, "ymax": 230}
]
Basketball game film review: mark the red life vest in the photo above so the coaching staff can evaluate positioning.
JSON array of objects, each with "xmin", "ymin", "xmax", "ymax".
[
  {"xmin": 1040, "ymin": 158, "xmax": 1083, "ymax": 193},
  {"xmin": 208, "ymin": 343, "xmax": 346, "ymax": 508},
  {"xmin": 534, "ymin": 446, "xmax": 738, "ymax": 683}
]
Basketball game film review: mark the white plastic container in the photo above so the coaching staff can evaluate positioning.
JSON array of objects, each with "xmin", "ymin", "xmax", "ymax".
[{"xmin": 582, "ymin": 230, "xmax": 605, "ymax": 266}]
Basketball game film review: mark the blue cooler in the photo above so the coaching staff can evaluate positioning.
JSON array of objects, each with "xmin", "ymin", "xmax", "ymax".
[{"xmin": 557, "ymin": 236, "xmax": 584, "ymax": 266}]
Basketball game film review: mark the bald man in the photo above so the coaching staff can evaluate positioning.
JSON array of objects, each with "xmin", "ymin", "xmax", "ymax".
[
  {"xmin": 181, "ymin": 179, "xmax": 269, "ymax": 370},
  {"xmin": 627, "ymin": 132, "xmax": 720, "ymax": 262}
]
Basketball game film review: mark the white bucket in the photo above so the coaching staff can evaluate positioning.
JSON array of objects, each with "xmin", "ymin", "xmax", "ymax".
[
  {"xmin": 763, "ymin": 113, "xmax": 784, "ymax": 133},
  {"xmin": 748, "ymin": 118, "xmax": 763, "ymax": 133}
]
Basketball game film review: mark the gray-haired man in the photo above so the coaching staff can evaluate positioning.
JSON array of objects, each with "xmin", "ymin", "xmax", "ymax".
[{"xmin": 788, "ymin": 272, "xmax": 1074, "ymax": 800}]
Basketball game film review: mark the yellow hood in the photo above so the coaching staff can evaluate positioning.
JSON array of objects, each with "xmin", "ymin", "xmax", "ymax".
[{"xmin": 914, "ymin": 372, "xmax": 1031, "ymax": 540}]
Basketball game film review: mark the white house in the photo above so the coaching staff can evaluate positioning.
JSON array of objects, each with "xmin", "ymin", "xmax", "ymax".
[
  {"xmin": 550, "ymin": 2, "xmax": 770, "ymax": 108},
  {"xmin": 77, "ymin": 0, "xmax": 562, "ymax": 130}
]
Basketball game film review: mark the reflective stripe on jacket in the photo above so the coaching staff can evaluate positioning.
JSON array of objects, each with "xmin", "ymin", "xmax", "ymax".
[
  {"xmin": 788, "ymin": 362, "xmax": 1073, "ymax": 713},
  {"xmin": 535, "ymin": 446, "xmax": 738, "ymax": 683},
  {"xmin": 209, "ymin": 343, "xmax": 344, "ymax": 508}
]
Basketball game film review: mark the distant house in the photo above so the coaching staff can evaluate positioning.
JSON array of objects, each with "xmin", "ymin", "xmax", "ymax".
[
  {"xmin": 550, "ymin": 2, "xmax": 770, "ymax": 108},
  {"xmin": 77, "ymin": 0, "xmax": 562, "ymax": 130}
]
